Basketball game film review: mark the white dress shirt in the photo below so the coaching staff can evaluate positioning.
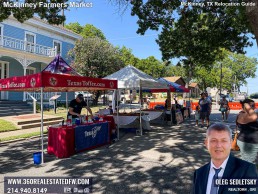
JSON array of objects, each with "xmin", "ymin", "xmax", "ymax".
[{"xmin": 206, "ymin": 156, "xmax": 229, "ymax": 194}]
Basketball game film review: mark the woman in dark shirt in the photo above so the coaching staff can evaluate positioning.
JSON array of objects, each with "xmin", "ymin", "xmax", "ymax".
[{"xmin": 236, "ymin": 99, "xmax": 258, "ymax": 164}]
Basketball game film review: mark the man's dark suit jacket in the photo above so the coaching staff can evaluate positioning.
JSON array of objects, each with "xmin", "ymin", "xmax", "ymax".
[{"xmin": 192, "ymin": 155, "xmax": 258, "ymax": 194}]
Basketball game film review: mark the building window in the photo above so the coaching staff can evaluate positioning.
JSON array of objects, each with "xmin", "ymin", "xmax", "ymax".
[
  {"xmin": 25, "ymin": 32, "xmax": 36, "ymax": 53},
  {"xmin": 53, "ymin": 40, "xmax": 62, "ymax": 55},
  {"xmin": 26, "ymin": 67, "xmax": 36, "ymax": 75},
  {"xmin": 0, "ymin": 61, "xmax": 9, "ymax": 79},
  {"xmin": 0, "ymin": 61, "xmax": 9, "ymax": 100},
  {"xmin": 0, "ymin": 24, "xmax": 3, "ymax": 46}
]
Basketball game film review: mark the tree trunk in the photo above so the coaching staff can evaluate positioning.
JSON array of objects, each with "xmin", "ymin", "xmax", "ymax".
[
  {"xmin": 93, "ymin": 91, "xmax": 101, "ymax": 106},
  {"xmin": 246, "ymin": 0, "xmax": 258, "ymax": 46},
  {"xmin": 184, "ymin": 61, "xmax": 193, "ymax": 99}
]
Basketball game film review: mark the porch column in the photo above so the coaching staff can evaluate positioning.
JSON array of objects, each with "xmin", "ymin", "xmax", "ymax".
[{"xmin": 23, "ymin": 66, "xmax": 27, "ymax": 101}]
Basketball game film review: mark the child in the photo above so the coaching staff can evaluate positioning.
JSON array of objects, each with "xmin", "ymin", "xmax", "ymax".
[{"xmin": 195, "ymin": 105, "xmax": 200, "ymax": 126}]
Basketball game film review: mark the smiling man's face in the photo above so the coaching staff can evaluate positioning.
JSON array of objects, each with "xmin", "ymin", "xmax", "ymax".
[{"xmin": 205, "ymin": 129, "xmax": 232, "ymax": 167}]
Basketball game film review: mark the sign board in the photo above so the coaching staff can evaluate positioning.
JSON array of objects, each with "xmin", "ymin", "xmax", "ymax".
[
  {"xmin": 49, "ymin": 95, "xmax": 61, "ymax": 107},
  {"xmin": 49, "ymin": 95, "xmax": 61, "ymax": 101},
  {"xmin": 176, "ymin": 111, "xmax": 183, "ymax": 124}
]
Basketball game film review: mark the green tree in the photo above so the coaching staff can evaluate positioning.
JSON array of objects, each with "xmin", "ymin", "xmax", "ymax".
[
  {"xmin": 65, "ymin": 22, "xmax": 83, "ymax": 34},
  {"xmin": 135, "ymin": 56, "xmax": 166, "ymax": 78},
  {"xmin": 222, "ymin": 51, "xmax": 258, "ymax": 90},
  {"xmin": 110, "ymin": 0, "xmax": 257, "ymax": 72},
  {"xmin": 69, "ymin": 37, "xmax": 123, "ymax": 78},
  {"xmin": 164, "ymin": 65, "xmax": 187, "ymax": 79},
  {"xmin": 80, "ymin": 24, "xmax": 106, "ymax": 40},
  {"xmin": 118, "ymin": 46, "xmax": 139, "ymax": 66},
  {"xmin": 65, "ymin": 23, "xmax": 106, "ymax": 39},
  {"xmin": 194, "ymin": 51, "xmax": 257, "ymax": 92},
  {"xmin": 250, "ymin": 93, "xmax": 258, "ymax": 99},
  {"xmin": 194, "ymin": 65, "xmax": 232, "ymax": 92},
  {"xmin": 69, "ymin": 37, "xmax": 124, "ymax": 104}
]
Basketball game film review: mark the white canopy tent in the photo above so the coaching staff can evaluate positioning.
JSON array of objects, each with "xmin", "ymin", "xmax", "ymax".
[
  {"xmin": 105, "ymin": 65, "xmax": 167, "ymax": 89},
  {"xmin": 105, "ymin": 65, "xmax": 168, "ymax": 136}
]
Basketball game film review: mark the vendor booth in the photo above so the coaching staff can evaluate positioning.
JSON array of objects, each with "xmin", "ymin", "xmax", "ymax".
[
  {"xmin": 105, "ymin": 65, "xmax": 168, "ymax": 135},
  {"xmin": 47, "ymin": 120, "xmax": 111, "ymax": 158},
  {"xmin": 158, "ymin": 77, "xmax": 190, "ymax": 93},
  {"xmin": 154, "ymin": 78, "xmax": 191, "ymax": 124},
  {"xmin": 0, "ymin": 55, "xmax": 118, "ymax": 162}
]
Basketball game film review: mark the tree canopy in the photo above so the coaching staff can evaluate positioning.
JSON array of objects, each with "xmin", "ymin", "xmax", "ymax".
[
  {"xmin": 65, "ymin": 23, "xmax": 168, "ymax": 79},
  {"xmin": 69, "ymin": 37, "xmax": 123, "ymax": 78},
  {"xmin": 118, "ymin": 46, "xmax": 139, "ymax": 66},
  {"xmin": 111, "ymin": 0, "xmax": 257, "ymax": 65},
  {"xmin": 193, "ymin": 50, "xmax": 258, "ymax": 91},
  {"xmin": 64, "ymin": 22, "xmax": 83, "ymax": 34},
  {"xmin": 65, "ymin": 23, "xmax": 106, "ymax": 40},
  {"xmin": 134, "ymin": 56, "xmax": 166, "ymax": 78}
]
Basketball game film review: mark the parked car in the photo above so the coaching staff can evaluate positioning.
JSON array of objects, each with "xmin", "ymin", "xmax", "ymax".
[
  {"xmin": 75, "ymin": 91, "xmax": 93, "ymax": 101},
  {"xmin": 220, "ymin": 94, "xmax": 234, "ymax": 102},
  {"xmin": 101, "ymin": 90, "xmax": 131, "ymax": 102},
  {"xmin": 101, "ymin": 91, "xmax": 113, "ymax": 102},
  {"xmin": 234, "ymin": 94, "xmax": 246, "ymax": 101}
]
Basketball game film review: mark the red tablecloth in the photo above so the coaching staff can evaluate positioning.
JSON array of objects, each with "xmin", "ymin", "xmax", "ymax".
[
  {"xmin": 103, "ymin": 116, "xmax": 117, "ymax": 141},
  {"xmin": 47, "ymin": 126, "xmax": 75, "ymax": 158},
  {"xmin": 48, "ymin": 121, "xmax": 113, "ymax": 158},
  {"xmin": 103, "ymin": 115, "xmax": 116, "ymax": 130}
]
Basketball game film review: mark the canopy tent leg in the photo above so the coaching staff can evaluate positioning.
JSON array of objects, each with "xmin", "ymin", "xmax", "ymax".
[
  {"xmin": 66, "ymin": 92, "xmax": 68, "ymax": 113},
  {"xmin": 166, "ymin": 88, "xmax": 172, "ymax": 125},
  {"xmin": 86, "ymin": 91, "xmax": 89, "ymax": 117},
  {"xmin": 116, "ymin": 89, "xmax": 119, "ymax": 140},
  {"xmin": 111, "ymin": 90, "xmax": 116, "ymax": 114},
  {"xmin": 139, "ymin": 80, "xmax": 142, "ymax": 136},
  {"xmin": 40, "ymin": 87, "xmax": 44, "ymax": 164}
]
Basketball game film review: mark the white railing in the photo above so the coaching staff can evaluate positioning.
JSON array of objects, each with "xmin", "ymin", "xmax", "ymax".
[
  {"xmin": 26, "ymin": 92, "xmax": 61, "ymax": 101},
  {"xmin": 0, "ymin": 35, "xmax": 56, "ymax": 57}
]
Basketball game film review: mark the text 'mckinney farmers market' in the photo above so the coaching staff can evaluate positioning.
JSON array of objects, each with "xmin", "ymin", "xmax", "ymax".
[{"xmin": 2, "ymin": 1, "xmax": 93, "ymax": 9}]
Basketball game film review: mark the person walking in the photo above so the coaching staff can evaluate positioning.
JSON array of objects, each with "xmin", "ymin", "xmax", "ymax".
[
  {"xmin": 205, "ymin": 92, "xmax": 212, "ymax": 119},
  {"xmin": 236, "ymin": 99, "xmax": 258, "ymax": 164},
  {"xmin": 195, "ymin": 105, "xmax": 200, "ymax": 127},
  {"xmin": 198, "ymin": 92, "xmax": 211, "ymax": 128},
  {"xmin": 218, "ymin": 95, "xmax": 229, "ymax": 122}
]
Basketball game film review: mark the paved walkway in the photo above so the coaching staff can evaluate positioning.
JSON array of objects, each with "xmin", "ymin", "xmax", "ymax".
[{"xmin": 0, "ymin": 110, "xmax": 242, "ymax": 194}]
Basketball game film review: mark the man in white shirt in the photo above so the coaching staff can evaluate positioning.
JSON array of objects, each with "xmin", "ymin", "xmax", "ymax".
[{"xmin": 191, "ymin": 123, "xmax": 257, "ymax": 194}]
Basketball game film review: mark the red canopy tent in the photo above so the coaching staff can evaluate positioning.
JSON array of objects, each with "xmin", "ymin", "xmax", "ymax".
[
  {"xmin": 148, "ymin": 86, "xmax": 176, "ymax": 93},
  {"xmin": 0, "ymin": 71, "xmax": 117, "ymax": 92},
  {"xmin": 0, "ymin": 55, "xmax": 117, "ymax": 164}
]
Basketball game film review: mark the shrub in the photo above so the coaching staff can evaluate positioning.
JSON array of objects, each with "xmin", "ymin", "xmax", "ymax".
[{"xmin": 250, "ymin": 93, "xmax": 258, "ymax": 99}]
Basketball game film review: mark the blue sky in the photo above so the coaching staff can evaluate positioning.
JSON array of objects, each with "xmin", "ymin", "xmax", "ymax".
[{"xmin": 64, "ymin": 0, "xmax": 258, "ymax": 94}]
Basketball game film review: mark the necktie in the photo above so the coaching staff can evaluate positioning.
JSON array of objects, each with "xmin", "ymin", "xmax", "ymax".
[{"xmin": 210, "ymin": 167, "xmax": 222, "ymax": 194}]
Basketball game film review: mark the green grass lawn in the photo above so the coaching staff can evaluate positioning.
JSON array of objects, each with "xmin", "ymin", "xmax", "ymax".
[
  {"xmin": 0, "ymin": 119, "xmax": 19, "ymax": 132},
  {"xmin": 0, "ymin": 105, "xmax": 106, "ymax": 141}
]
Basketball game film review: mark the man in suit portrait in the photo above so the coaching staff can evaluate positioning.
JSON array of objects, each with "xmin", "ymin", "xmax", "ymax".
[{"xmin": 192, "ymin": 123, "xmax": 257, "ymax": 194}]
